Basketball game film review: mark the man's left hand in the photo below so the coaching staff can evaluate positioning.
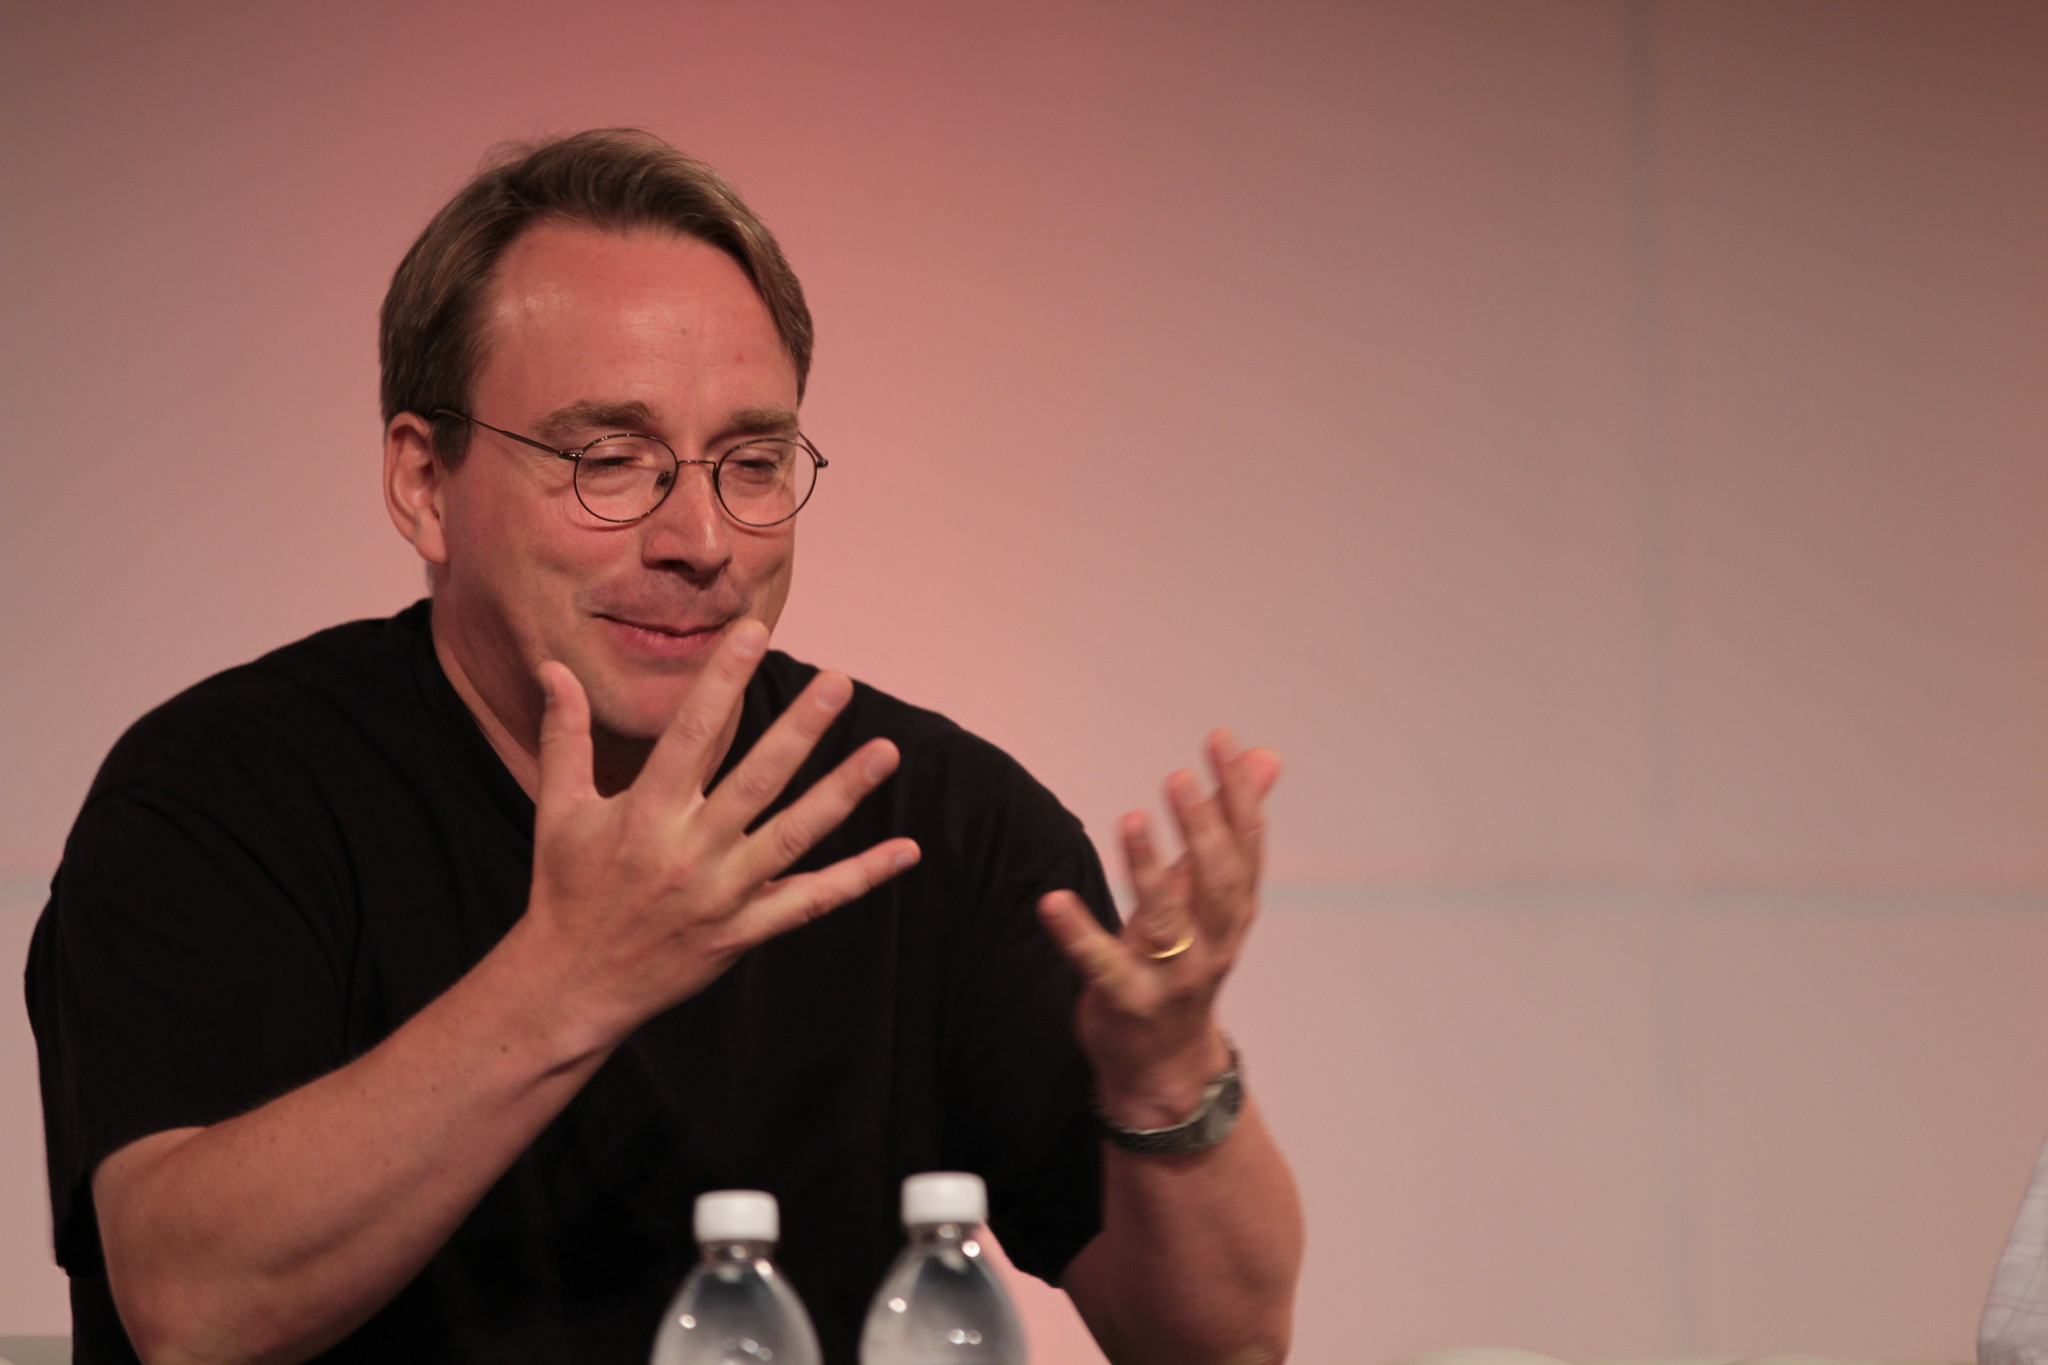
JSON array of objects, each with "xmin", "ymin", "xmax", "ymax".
[{"xmin": 1037, "ymin": 729, "xmax": 1280, "ymax": 1128}]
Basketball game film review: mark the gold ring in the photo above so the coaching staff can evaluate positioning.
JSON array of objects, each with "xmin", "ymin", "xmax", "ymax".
[{"xmin": 1143, "ymin": 932, "xmax": 1195, "ymax": 961}]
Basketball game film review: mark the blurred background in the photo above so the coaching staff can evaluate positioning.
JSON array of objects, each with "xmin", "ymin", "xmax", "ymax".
[{"xmin": 3, "ymin": 1, "xmax": 2045, "ymax": 1359}]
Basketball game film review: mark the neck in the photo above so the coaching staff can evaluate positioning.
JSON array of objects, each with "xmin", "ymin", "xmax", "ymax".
[{"xmin": 431, "ymin": 623, "xmax": 546, "ymax": 798}]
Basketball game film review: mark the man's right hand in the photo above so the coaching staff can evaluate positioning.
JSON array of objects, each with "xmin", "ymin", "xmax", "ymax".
[{"xmin": 516, "ymin": 618, "xmax": 921, "ymax": 1048}]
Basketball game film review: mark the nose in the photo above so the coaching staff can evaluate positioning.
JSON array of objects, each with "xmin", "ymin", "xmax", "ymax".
[{"xmin": 638, "ymin": 460, "xmax": 733, "ymax": 579}]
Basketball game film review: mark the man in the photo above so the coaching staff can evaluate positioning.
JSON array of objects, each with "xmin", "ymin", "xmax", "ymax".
[{"xmin": 28, "ymin": 129, "xmax": 1302, "ymax": 1365}]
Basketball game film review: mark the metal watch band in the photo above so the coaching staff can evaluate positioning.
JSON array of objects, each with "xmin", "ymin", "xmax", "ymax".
[{"xmin": 1099, "ymin": 1041, "xmax": 1244, "ymax": 1156}]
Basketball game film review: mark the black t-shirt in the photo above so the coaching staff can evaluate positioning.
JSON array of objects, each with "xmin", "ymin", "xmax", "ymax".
[{"xmin": 26, "ymin": 601, "xmax": 1114, "ymax": 1364}]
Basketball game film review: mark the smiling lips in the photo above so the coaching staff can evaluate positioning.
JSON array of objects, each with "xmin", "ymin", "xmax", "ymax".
[{"xmin": 595, "ymin": 613, "xmax": 734, "ymax": 660}]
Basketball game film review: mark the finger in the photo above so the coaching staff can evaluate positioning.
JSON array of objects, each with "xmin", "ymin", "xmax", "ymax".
[
  {"xmin": 732, "ymin": 837, "xmax": 921, "ymax": 944},
  {"xmin": 700, "ymin": 669, "xmax": 856, "ymax": 842},
  {"xmin": 1118, "ymin": 811, "xmax": 1189, "ymax": 953},
  {"xmin": 727, "ymin": 736, "xmax": 900, "ymax": 886},
  {"xmin": 636, "ymin": 619, "xmax": 770, "ymax": 804},
  {"xmin": 1038, "ymin": 890, "xmax": 1147, "ymax": 1003},
  {"xmin": 1207, "ymin": 730, "xmax": 1281, "ymax": 861},
  {"xmin": 1166, "ymin": 768, "xmax": 1253, "ymax": 940},
  {"xmin": 1242, "ymin": 746, "xmax": 1283, "ymax": 800},
  {"xmin": 535, "ymin": 661, "xmax": 597, "ymax": 811}
]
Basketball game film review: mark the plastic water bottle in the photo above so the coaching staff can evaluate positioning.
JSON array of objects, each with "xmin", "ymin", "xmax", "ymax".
[
  {"xmin": 652, "ymin": 1189, "xmax": 822, "ymax": 1365},
  {"xmin": 859, "ymin": 1171, "xmax": 1027, "ymax": 1364}
]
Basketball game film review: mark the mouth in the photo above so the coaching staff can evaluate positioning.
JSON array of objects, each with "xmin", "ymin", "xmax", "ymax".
[{"xmin": 593, "ymin": 613, "xmax": 734, "ymax": 661}]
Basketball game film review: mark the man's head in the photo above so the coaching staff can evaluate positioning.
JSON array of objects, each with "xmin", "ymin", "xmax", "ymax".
[
  {"xmin": 380, "ymin": 131, "xmax": 816, "ymax": 779},
  {"xmin": 380, "ymin": 128, "xmax": 813, "ymax": 469}
]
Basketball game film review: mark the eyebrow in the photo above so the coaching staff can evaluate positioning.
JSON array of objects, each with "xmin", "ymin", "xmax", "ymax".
[
  {"xmin": 532, "ymin": 400, "xmax": 800, "ymax": 445},
  {"xmin": 724, "ymin": 407, "xmax": 801, "ymax": 439},
  {"xmin": 534, "ymin": 400, "xmax": 658, "ymax": 445}
]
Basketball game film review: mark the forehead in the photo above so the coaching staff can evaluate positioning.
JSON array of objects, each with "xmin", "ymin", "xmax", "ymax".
[{"xmin": 475, "ymin": 222, "xmax": 796, "ymax": 420}]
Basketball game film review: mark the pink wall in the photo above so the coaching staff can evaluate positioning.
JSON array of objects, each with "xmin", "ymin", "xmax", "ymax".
[{"xmin": 4, "ymin": 1, "xmax": 2046, "ymax": 1358}]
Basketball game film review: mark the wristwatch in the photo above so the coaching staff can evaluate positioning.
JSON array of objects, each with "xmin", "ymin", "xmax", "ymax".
[{"xmin": 1098, "ymin": 1041, "xmax": 1244, "ymax": 1156}]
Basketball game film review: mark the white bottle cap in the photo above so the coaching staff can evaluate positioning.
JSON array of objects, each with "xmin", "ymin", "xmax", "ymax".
[
  {"xmin": 694, "ymin": 1189, "xmax": 778, "ymax": 1243},
  {"xmin": 901, "ymin": 1171, "xmax": 987, "ymax": 1227}
]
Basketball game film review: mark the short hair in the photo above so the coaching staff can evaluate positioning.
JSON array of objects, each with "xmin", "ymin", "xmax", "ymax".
[{"xmin": 379, "ymin": 128, "xmax": 814, "ymax": 467}]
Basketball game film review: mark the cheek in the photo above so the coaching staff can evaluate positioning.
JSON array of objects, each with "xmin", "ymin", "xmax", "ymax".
[
  {"xmin": 739, "ymin": 532, "xmax": 797, "ymax": 617},
  {"xmin": 442, "ymin": 482, "xmax": 603, "ymax": 599}
]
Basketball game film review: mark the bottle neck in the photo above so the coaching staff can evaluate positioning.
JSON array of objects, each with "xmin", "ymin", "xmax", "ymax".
[
  {"xmin": 906, "ymin": 1221, "xmax": 980, "ymax": 1249},
  {"xmin": 698, "ymin": 1237, "xmax": 776, "ymax": 1264}
]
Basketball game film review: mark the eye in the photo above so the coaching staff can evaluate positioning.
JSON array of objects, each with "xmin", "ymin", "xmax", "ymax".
[
  {"xmin": 577, "ymin": 434, "xmax": 661, "ymax": 463},
  {"xmin": 572, "ymin": 436, "xmax": 672, "ymax": 515},
  {"xmin": 722, "ymin": 441, "xmax": 794, "ymax": 486}
]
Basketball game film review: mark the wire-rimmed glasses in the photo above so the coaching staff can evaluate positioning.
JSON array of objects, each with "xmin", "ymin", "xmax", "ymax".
[{"xmin": 433, "ymin": 410, "xmax": 825, "ymax": 527}]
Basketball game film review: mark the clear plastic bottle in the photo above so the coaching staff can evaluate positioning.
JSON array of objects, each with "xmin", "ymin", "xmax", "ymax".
[
  {"xmin": 859, "ymin": 1172, "xmax": 1027, "ymax": 1364},
  {"xmin": 651, "ymin": 1189, "xmax": 822, "ymax": 1365}
]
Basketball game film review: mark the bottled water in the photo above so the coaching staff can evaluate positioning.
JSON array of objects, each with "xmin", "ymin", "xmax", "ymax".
[
  {"xmin": 652, "ymin": 1189, "xmax": 822, "ymax": 1365},
  {"xmin": 860, "ymin": 1172, "xmax": 1027, "ymax": 1364}
]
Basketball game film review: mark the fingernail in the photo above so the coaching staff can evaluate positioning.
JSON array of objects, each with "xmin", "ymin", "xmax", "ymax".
[
  {"xmin": 729, "ymin": 621, "xmax": 767, "ymax": 658},
  {"xmin": 813, "ymin": 674, "xmax": 853, "ymax": 710},
  {"xmin": 864, "ymin": 746, "xmax": 895, "ymax": 781},
  {"xmin": 893, "ymin": 846, "xmax": 919, "ymax": 871}
]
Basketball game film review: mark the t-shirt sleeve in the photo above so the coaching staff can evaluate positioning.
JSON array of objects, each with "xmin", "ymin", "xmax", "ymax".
[
  {"xmin": 28, "ymin": 781, "xmax": 347, "ymax": 1271},
  {"xmin": 936, "ymin": 756, "xmax": 1121, "ymax": 1287}
]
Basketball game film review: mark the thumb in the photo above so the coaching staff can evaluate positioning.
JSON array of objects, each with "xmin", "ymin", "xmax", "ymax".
[
  {"xmin": 1038, "ymin": 890, "xmax": 1139, "ymax": 996},
  {"xmin": 536, "ymin": 660, "xmax": 597, "ymax": 810}
]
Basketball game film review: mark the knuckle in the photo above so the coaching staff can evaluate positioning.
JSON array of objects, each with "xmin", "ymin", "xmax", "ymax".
[
  {"xmin": 667, "ymin": 705, "xmax": 723, "ymax": 749},
  {"xmin": 722, "ymin": 761, "xmax": 783, "ymax": 810},
  {"xmin": 845, "ymin": 859, "xmax": 885, "ymax": 901},
  {"xmin": 764, "ymin": 813, "xmax": 818, "ymax": 871},
  {"xmin": 800, "ymin": 881, "xmax": 841, "ymax": 923},
  {"xmin": 699, "ymin": 917, "xmax": 753, "ymax": 960},
  {"xmin": 1085, "ymin": 943, "xmax": 1129, "ymax": 981},
  {"xmin": 767, "ymin": 875, "xmax": 838, "ymax": 931}
]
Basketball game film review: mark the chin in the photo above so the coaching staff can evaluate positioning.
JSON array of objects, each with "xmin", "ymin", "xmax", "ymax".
[{"xmin": 587, "ymin": 687, "xmax": 695, "ymax": 747}]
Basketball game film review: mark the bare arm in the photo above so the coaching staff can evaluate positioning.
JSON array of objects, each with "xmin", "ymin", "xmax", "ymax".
[
  {"xmin": 1059, "ymin": 1075, "xmax": 1302, "ymax": 1364},
  {"xmin": 1037, "ymin": 736, "xmax": 1304, "ymax": 1365},
  {"xmin": 92, "ymin": 622, "xmax": 919, "ymax": 1365}
]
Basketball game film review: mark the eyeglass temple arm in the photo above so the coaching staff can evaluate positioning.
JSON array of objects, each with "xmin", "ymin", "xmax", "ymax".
[{"xmin": 429, "ymin": 409, "xmax": 579, "ymax": 462}]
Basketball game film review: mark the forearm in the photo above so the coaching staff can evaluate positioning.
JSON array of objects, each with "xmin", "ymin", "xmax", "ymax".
[
  {"xmin": 1033, "ymin": 732, "xmax": 1301, "ymax": 1364},
  {"xmin": 1064, "ymin": 1098, "xmax": 1303, "ymax": 1365},
  {"xmin": 96, "ymin": 918, "xmax": 620, "ymax": 1365}
]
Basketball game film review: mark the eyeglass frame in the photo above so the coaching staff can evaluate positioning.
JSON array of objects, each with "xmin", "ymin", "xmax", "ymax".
[{"xmin": 430, "ymin": 409, "xmax": 827, "ymax": 528}]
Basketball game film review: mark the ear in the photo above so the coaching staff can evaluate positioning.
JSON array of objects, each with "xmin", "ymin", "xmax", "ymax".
[{"xmin": 384, "ymin": 412, "xmax": 450, "ymax": 568}]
